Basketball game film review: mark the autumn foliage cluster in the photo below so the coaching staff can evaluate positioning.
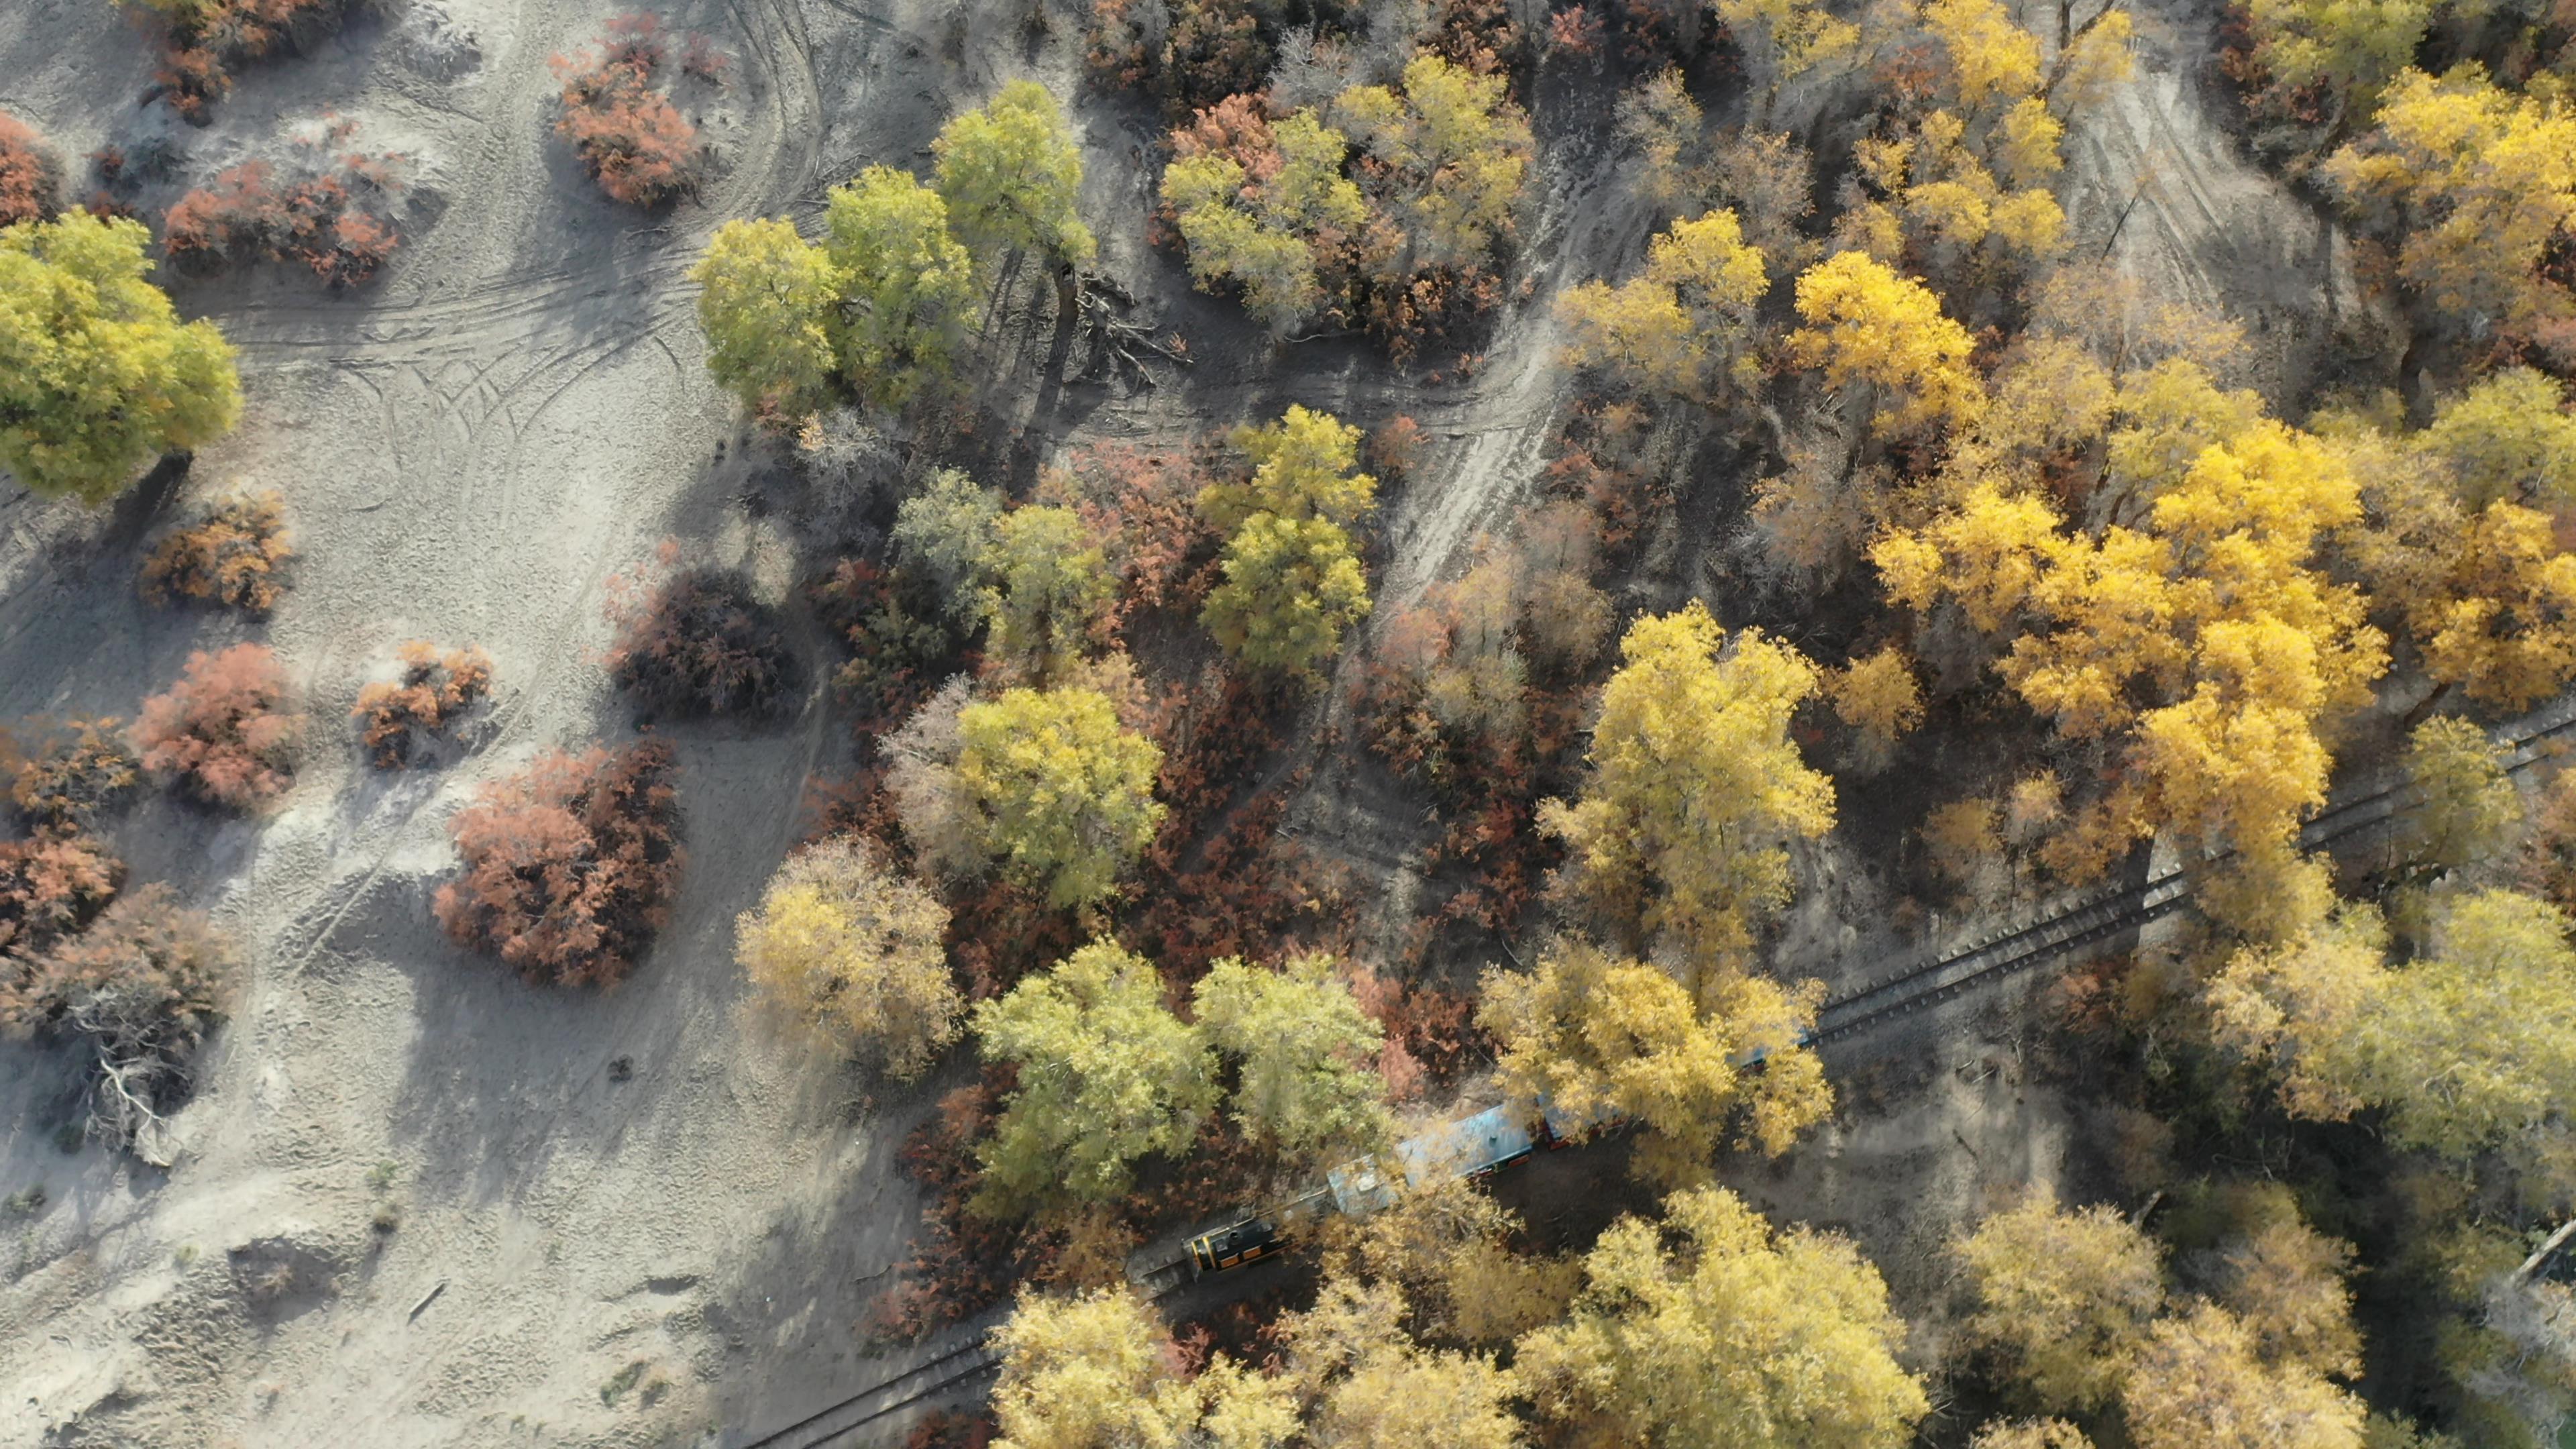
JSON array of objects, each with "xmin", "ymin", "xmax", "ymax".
[
  {"xmin": 132, "ymin": 643, "xmax": 300, "ymax": 810},
  {"xmin": 606, "ymin": 564, "xmax": 796, "ymax": 717},
  {"xmin": 140, "ymin": 490, "xmax": 295, "ymax": 614},
  {"xmin": 124, "ymin": 0, "xmax": 350, "ymax": 122},
  {"xmin": 551, "ymin": 15, "xmax": 712, "ymax": 207},
  {"xmin": 435, "ymin": 740, "xmax": 684, "ymax": 985},
  {"xmin": 352, "ymin": 642, "xmax": 494, "ymax": 768},
  {"xmin": 0, "ymin": 111, "xmax": 61, "ymax": 227},
  {"xmin": 162, "ymin": 125, "xmax": 405, "ymax": 286}
]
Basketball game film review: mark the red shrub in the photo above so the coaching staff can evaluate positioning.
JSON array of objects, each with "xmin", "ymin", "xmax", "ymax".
[
  {"xmin": 1366, "ymin": 415, "xmax": 1428, "ymax": 483},
  {"xmin": 5, "ymin": 718, "xmax": 141, "ymax": 833},
  {"xmin": 606, "ymin": 563, "xmax": 796, "ymax": 717},
  {"xmin": 552, "ymin": 16, "xmax": 706, "ymax": 206},
  {"xmin": 162, "ymin": 124, "xmax": 405, "ymax": 285},
  {"xmin": 434, "ymin": 740, "xmax": 686, "ymax": 986},
  {"xmin": 352, "ymin": 642, "xmax": 495, "ymax": 768},
  {"xmin": 1034, "ymin": 441, "xmax": 1221, "ymax": 637},
  {"xmin": 0, "ymin": 833, "xmax": 123, "ymax": 958},
  {"xmin": 0, "ymin": 112, "xmax": 62, "ymax": 226},
  {"xmin": 138, "ymin": 0, "xmax": 350, "ymax": 123},
  {"xmin": 140, "ymin": 490, "xmax": 296, "ymax": 613},
  {"xmin": 133, "ymin": 644, "xmax": 300, "ymax": 810}
]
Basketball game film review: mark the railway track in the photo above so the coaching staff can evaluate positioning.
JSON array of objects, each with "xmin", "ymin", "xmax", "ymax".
[
  {"xmin": 731, "ymin": 694, "xmax": 2576, "ymax": 1448},
  {"xmin": 1815, "ymin": 692, "xmax": 2576, "ymax": 1042}
]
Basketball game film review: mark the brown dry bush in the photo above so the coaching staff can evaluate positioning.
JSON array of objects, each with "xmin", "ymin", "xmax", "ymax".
[
  {"xmin": 132, "ymin": 644, "xmax": 300, "ymax": 810},
  {"xmin": 607, "ymin": 566, "xmax": 796, "ymax": 718},
  {"xmin": 352, "ymin": 642, "xmax": 494, "ymax": 768},
  {"xmin": 551, "ymin": 15, "xmax": 708, "ymax": 207},
  {"xmin": 5, "ymin": 719, "xmax": 142, "ymax": 833},
  {"xmin": 433, "ymin": 740, "xmax": 685, "ymax": 986},
  {"xmin": 0, "ymin": 111, "xmax": 62, "ymax": 226},
  {"xmin": 1, "ymin": 883, "xmax": 231, "ymax": 1160},
  {"xmin": 140, "ymin": 490, "xmax": 295, "ymax": 614},
  {"xmin": 0, "ymin": 833, "xmax": 124, "ymax": 958},
  {"xmin": 162, "ymin": 124, "xmax": 405, "ymax": 286}
]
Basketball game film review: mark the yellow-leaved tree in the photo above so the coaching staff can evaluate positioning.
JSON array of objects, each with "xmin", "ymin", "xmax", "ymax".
[
  {"xmin": 1515, "ymin": 1185, "xmax": 1931, "ymax": 1449},
  {"xmin": 2323, "ymin": 66, "xmax": 2576, "ymax": 335},
  {"xmin": 1956, "ymin": 1192, "xmax": 2166, "ymax": 1412},
  {"xmin": 1540, "ymin": 602, "xmax": 1835, "ymax": 982},
  {"xmin": 1874, "ymin": 415, "xmax": 2387, "ymax": 918},
  {"xmin": 2208, "ymin": 890, "xmax": 2576, "ymax": 1163},
  {"xmin": 1558, "ymin": 209, "xmax": 1770, "ymax": 400},
  {"xmin": 733, "ymin": 837, "xmax": 959, "ymax": 1079},
  {"xmin": 1478, "ymin": 936, "xmax": 1831, "ymax": 1185},
  {"xmin": 1788, "ymin": 251, "xmax": 1987, "ymax": 436}
]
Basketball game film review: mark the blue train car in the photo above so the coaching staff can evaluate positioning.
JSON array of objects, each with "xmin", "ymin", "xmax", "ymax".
[{"xmin": 1328, "ymin": 1104, "xmax": 1536, "ymax": 1217}]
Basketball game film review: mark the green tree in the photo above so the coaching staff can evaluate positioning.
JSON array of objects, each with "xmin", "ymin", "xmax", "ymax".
[
  {"xmin": 1161, "ymin": 105, "xmax": 1365, "ymax": 333},
  {"xmin": 973, "ymin": 939, "xmax": 1216, "ymax": 1210},
  {"xmin": 892, "ymin": 468, "xmax": 1004, "ymax": 619},
  {"xmin": 933, "ymin": 80, "xmax": 1096, "ymax": 269},
  {"xmin": 1558, "ymin": 209, "xmax": 1770, "ymax": 399},
  {"xmin": 2210, "ymin": 892, "xmax": 2576, "ymax": 1160},
  {"xmin": 2399, "ymin": 716, "xmax": 2522, "ymax": 873},
  {"xmin": 820, "ymin": 166, "xmax": 979, "ymax": 409},
  {"xmin": 0, "ymin": 213, "xmax": 239, "ymax": 503},
  {"xmin": 956, "ymin": 686, "xmax": 1165, "ymax": 908},
  {"xmin": 1516, "ymin": 1184, "xmax": 1931, "ymax": 1449},
  {"xmin": 1193, "ymin": 954, "xmax": 1392, "ymax": 1161},
  {"xmin": 1332, "ymin": 55, "xmax": 1534, "ymax": 275},
  {"xmin": 2414, "ymin": 368, "xmax": 2576, "ymax": 512},
  {"xmin": 1955, "ymin": 1192, "xmax": 2165, "ymax": 1413},
  {"xmin": 1201, "ymin": 511, "xmax": 1373, "ymax": 677},
  {"xmin": 1541, "ymin": 602, "xmax": 1835, "ymax": 979},
  {"xmin": 733, "ymin": 836, "xmax": 959, "ymax": 1079},
  {"xmin": 1203, "ymin": 405, "xmax": 1379, "ymax": 533},
  {"xmin": 691, "ymin": 217, "xmax": 843, "ymax": 419},
  {"xmin": 2244, "ymin": 0, "xmax": 2434, "ymax": 115},
  {"xmin": 981, "ymin": 504, "xmax": 1114, "ymax": 678}
]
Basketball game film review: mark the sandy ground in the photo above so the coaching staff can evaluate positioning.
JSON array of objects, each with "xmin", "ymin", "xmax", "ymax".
[{"xmin": 0, "ymin": 0, "xmax": 2369, "ymax": 1442}]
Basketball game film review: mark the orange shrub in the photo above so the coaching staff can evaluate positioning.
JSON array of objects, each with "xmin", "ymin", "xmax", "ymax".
[
  {"xmin": 0, "ymin": 833, "xmax": 123, "ymax": 958},
  {"xmin": 434, "ymin": 740, "xmax": 685, "ymax": 985},
  {"xmin": 0, "ymin": 111, "xmax": 60, "ymax": 226},
  {"xmin": 5, "ymin": 719, "xmax": 141, "ymax": 833},
  {"xmin": 140, "ymin": 490, "xmax": 296, "ymax": 614},
  {"xmin": 353, "ymin": 642, "xmax": 494, "ymax": 768},
  {"xmin": 132, "ymin": 644, "xmax": 300, "ymax": 810},
  {"xmin": 551, "ymin": 16, "xmax": 707, "ymax": 206},
  {"xmin": 162, "ymin": 127, "xmax": 405, "ymax": 286}
]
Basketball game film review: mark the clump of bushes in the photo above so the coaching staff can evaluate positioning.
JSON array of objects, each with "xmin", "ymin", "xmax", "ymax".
[
  {"xmin": 352, "ymin": 642, "xmax": 494, "ymax": 768},
  {"xmin": 126, "ymin": 0, "xmax": 350, "ymax": 123},
  {"xmin": 2, "ymin": 883, "xmax": 231, "ymax": 1161},
  {"xmin": 551, "ymin": 15, "xmax": 713, "ymax": 206},
  {"xmin": 0, "ymin": 112, "xmax": 62, "ymax": 226},
  {"xmin": 140, "ymin": 490, "xmax": 296, "ymax": 614},
  {"xmin": 132, "ymin": 644, "xmax": 301, "ymax": 810},
  {"xmin": 6, "ymin": 720, "xmax": 141, "ymax": 833},
  {"xmin": 435, "ymin": 740, "xmax": 686, "ymax": 985},
  {"xmin": 606, "ymin": 565, "xmax": 796, "ymax": 717},
  {"xmin": 162, "ymin": 123, "xmax": 405, "ymax": 286}
]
